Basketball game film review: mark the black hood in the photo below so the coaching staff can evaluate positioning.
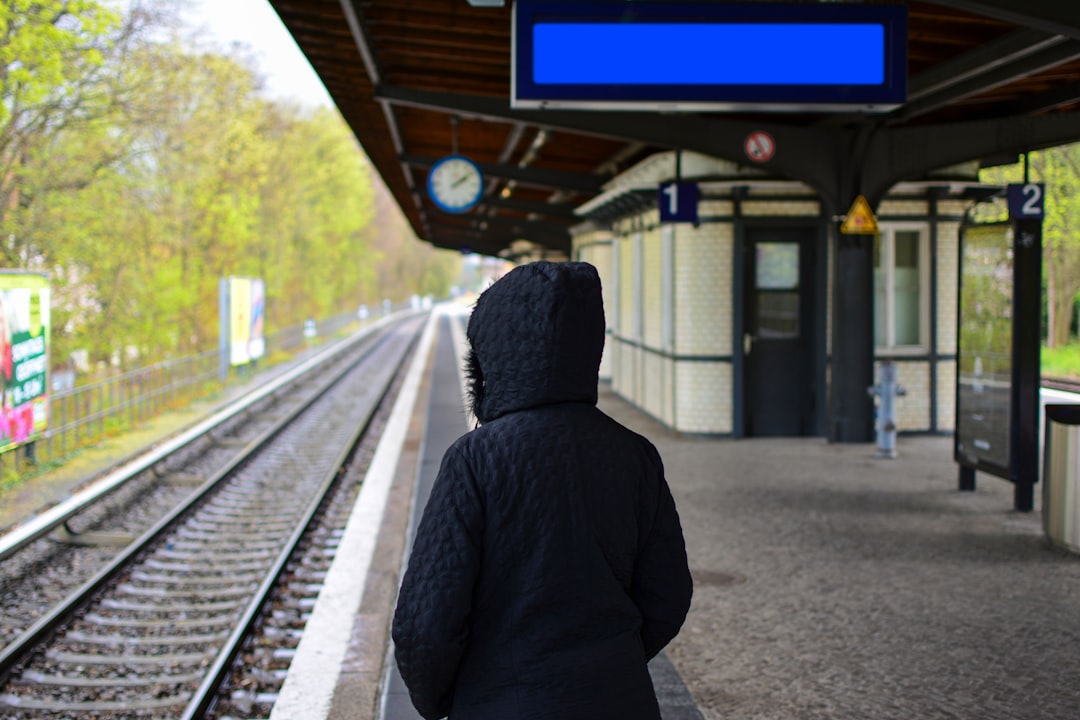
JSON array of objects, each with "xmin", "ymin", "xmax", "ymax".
[{"xmin": 465, "ymin": 261, "xmax": 605, "ymax": 424}]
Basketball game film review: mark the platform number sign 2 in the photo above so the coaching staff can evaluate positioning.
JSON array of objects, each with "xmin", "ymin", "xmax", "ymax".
[
  {"xmin": 1007, "ymin": 183, "xmax": 1045, "ymax": 219},
  {"xmin": 658, "ymin": 182, "xmax": 699, "ymax": 224}
]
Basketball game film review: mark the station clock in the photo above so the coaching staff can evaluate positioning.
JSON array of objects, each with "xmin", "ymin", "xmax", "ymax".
[{"xmin": 427, "ymin": 155, "xmax": 484, "ymax": 213}]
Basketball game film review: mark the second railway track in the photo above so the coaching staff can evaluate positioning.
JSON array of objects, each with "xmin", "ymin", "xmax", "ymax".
[{"xmin": 0, "ymin": 311, "xmax": 428, "ymax": 718}]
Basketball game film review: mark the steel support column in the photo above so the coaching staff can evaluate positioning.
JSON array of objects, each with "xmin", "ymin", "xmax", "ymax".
[{"xmin": 829, "ymin": 228, "xmax": 876, "ymax": 443}]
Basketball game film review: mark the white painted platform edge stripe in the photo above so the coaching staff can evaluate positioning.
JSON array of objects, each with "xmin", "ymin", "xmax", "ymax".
[
  {"xmin": 269, "ymin": 310, "xmax": 439, "ymax": 720},
  {"xmin": 376, "ymin": 303, "xmax": 471, "ymax": 720}
]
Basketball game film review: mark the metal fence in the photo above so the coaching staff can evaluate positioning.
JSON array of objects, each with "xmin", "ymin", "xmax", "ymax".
[{"xmin": 0, "ymin": 307, "xmax": 386, "ymax": 482}]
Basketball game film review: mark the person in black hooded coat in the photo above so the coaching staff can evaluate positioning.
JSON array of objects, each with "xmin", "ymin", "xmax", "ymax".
[{"xmin": 391, "ymin": 261, "xmax": 693, "ymax": 720}]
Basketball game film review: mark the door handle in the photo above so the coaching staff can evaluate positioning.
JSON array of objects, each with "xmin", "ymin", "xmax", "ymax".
[{"xmin": 744, "ymin": 333, "xmax": 757, "ymax": 355}]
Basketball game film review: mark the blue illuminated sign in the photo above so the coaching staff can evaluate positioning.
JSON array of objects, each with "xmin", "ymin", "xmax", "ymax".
[
  {"xmin": 513, "ymin": 2, "xmax": 907, "ymax": 111},
  {"xmin": 534, "ymin": 24, "xmax": 885, "ymax": 86}
]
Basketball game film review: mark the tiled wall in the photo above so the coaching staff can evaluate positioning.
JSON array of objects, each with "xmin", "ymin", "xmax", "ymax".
[
  {"xmin": 934, "ymin": 211, "xmax": 963, "ymax": 431},
  {"xmin": 878, "ymin": 199, "xmax": 931, "ymax": 216},
  {"xmin": 877, "ymin": 360, "xmax": 931, "ymax": 430},
  {"xmin": 618, "ymin": 234, "xmax": 636, "ymax": 342},
  {"xmin": 937, "ymin": 360, "xmax": 957, "ymax": 430},
  {"xmin": 674, "ymin": 361, "xmax": 733, "ymax": 434},
  {"xmin": 591, "ymin": 215, "xmax": 736, "ymax": 433},
  {"xmin": 573, "ymin": 185, "xmax": 976, "ymax": 436},
  {"xmin": 674, "ymin": 223, "xmax": 732, "ymax": 358},
  {"xmin": 741, "ymin": 200, "xmax": 821, "ymax": 216},
  {"xmin": 937, "ymin": 224, "xmax": 960, "ymax": 358},
  {"xmin": 574, "ymin": 233, "xmax": 615, "ymax": 380},
  {"xmin": 671, "ymin": 222, "xmax": 734, "ymax": 433},
  {"xmin": 642, "ymin": 229, "xmax": 663, "ymax": 350}
]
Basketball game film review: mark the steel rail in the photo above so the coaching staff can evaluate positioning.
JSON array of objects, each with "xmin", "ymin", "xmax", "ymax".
[
  {"xmin": 0, "ymin": 314, "xmax": 421, "ymax": 688},
  {"xmin": 0, "ymin": 310, "xmax": 419, "ymax": 563},
  {"xmin": 179, "ymin": 320, "xmax": 421, "ymax": 719}
]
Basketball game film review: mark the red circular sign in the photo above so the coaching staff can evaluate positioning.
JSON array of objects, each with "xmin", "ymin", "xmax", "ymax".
[{"xmin": 744, "ymin": 131, "xmax": 776, "ymax": 163}]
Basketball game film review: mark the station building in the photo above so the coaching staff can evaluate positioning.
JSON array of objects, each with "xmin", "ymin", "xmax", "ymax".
[
  {"xmin": 266, "ymin": 0, "xmax": 1080, "ymax": 449},
  {"xmin": 571, "ymin": 150, "xmax": 988, "ymax": 438}
]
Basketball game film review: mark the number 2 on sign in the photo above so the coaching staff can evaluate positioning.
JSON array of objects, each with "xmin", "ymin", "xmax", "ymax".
[
  {"xmin": 1021, "ymin": 183, "xmax": 1042, "ymax": 216},
  {"xmin": 1007, "ymin": 182, "xmax": 1045, "ymax": 219}
]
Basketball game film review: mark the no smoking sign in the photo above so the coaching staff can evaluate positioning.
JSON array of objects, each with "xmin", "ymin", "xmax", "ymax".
[{"xmin": 744, "ymin": 131, "xmax": 775, "ymax": 163}]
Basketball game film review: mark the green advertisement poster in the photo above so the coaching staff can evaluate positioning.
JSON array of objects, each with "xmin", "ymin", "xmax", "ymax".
[{"xmin": 0, "ymin": 273, "xmax": 50, "ymax": 453}]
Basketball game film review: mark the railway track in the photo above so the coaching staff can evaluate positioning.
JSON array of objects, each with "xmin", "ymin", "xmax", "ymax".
[
  {"xmin": 0, "ymin": 312, "xmax": 428, "ymax": 718},
  {"xmin": 1041, "ymin": 376, "xmax": 1080, "ymax": 395}
]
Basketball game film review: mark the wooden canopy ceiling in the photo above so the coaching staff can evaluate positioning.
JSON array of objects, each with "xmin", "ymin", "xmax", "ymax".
[{"xmin": 266, "ymin": 0, "xmax": 1080, "ymax": 258}]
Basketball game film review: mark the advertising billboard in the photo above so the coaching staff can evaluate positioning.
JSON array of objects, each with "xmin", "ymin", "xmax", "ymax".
[
  {"xmin": 0, "ymin": 273, "xmax": 49, "ymax": 453},
  {"xmin": 955, "ymin": 222, "xmax": 1014, "ymax": 478},
  {"xmin": 227, "ymin": 277, "xmax": 266, "ymax": 367}
]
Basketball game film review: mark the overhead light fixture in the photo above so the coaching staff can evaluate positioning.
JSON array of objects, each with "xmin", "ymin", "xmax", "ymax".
[{"xmin": 467, "ymin": 0, "xmax": 505, "ymax": 6}]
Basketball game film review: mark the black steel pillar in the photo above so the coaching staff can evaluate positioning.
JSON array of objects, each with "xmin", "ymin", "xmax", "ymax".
[
  {"xmin": 829, "ymin": 226, "xmax": 876, "ymax": 443},
  {"xmin": 1011, "ymin": 216, "xmax": 1042, "ymax": 512}
]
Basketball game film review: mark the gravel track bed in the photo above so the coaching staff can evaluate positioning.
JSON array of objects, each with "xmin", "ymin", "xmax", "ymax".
[
  {"xmin": 0, "ymin": 316, "xmax": 423, "ymax": 718},
  {"xmin": 0, "ymin": 329, "xmax": 391, "ymax": 649},
  {"xmin": 207, "ymin": 334, "xmax": 410, "ymax": 720}
]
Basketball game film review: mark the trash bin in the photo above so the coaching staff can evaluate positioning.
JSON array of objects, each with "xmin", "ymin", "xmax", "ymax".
[{"xmin": 1043, "ymin": 404, "xmax": 1080, "ymax": 554}]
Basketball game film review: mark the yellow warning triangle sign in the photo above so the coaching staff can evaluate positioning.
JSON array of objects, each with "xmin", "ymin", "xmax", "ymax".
[{"xmin": 840, "ymin": 195, "xmax": 880, "ymax": 235}]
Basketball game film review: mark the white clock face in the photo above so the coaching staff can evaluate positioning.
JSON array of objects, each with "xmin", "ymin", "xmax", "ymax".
[{"xmin": 428, "ymin": 155, "xmax": 483, "ymax": 213}]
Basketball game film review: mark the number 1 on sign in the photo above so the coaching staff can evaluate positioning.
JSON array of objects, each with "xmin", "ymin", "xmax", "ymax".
[
  {"xmin": 663, "ymin": 183, "xmax": 678, "ymax": 215},
  {"xmin": 658, "ymin": 181, "xmax": 698, "ymax": 223}
]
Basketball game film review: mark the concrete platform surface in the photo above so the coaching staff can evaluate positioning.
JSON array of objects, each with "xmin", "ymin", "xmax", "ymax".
[
  {"xmin": 608, "ymin": 404, "xmax": 1080, "ymax": 720},
  {"xmin": 307, "ymin": 309, "xmax": 1080, "ymax": 720}
]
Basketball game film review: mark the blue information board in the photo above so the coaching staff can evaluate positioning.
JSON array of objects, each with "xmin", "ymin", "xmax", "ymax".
[{"xmin": 513, "ymin": 1, "xmax": 907, "ymax": 111}]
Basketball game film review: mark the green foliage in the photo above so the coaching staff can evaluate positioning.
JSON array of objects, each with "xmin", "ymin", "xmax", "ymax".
[
  {"xmin": 980, "ymin": 146, "xmax": 1080, "ymax": 350},
  {"xmin": 1042, "ymin": 343, "xmax": 1080, "ymax": 381},
  {"xmin": 958, "ymin": 225, "xmax": 1014, "ymax": 378},
  {"xmin": 254, "ymin": 105, "xmax": 376, "ymax": 326},
  {"xmin": 0, "ymin": 1, "xmax": 460, "ymax": 373},
  {"xmin": 364, "ymin": 175, "xmax": 461, "ymax": 305},
  {"xmin": 0, "ymin": 1, "xmax": 120, "ymax": 124}
]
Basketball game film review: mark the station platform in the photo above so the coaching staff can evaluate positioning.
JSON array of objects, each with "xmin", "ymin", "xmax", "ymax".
[
  {"xmin": 269, "ymin": 306, "xmax": 1080, "ymax": 720},
  {"xmin": 4, "ymin": 306, "xmax": 1079, "ymax": 719}
]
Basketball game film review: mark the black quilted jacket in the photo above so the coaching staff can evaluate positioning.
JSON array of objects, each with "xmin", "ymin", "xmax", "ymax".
[{"xmin": 391, "ymin": 261, "xmax": 693, "ymax": 720}]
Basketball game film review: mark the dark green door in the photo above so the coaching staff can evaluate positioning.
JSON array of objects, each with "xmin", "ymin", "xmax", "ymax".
[{"xmin": 743, "ymin": 227, "xmax": 816, "ymax": 436}]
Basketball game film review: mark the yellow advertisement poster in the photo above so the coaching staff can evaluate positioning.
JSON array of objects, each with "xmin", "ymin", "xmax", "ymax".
[
  {"xmin": 229, "ymin": 277, "xmax": 252, "ymax": 366},
  {"xmin": 227, "ymin": 277, "xmax": 265, "ymax": 367},
  {"xmin": 0, "ymin": 273, "xmax": 50, "ymax": 453}
]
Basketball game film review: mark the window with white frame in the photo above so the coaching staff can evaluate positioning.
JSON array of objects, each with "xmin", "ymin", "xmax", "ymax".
[{"xmin": 873, "ymin": 226, "xmax": 928, "ymax": 351}]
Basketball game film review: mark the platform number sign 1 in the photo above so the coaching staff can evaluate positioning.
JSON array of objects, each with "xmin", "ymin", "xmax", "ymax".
[
  {"xmin": 1007, "ymin": 183, "xmax": 1045, "ymax": 219},
  {"xmin": 658, "ymin": 182, "xmax": 699, "ymax": 224}
]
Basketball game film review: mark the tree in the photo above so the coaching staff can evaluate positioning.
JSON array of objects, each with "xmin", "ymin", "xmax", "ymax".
[
  {"xmin": 1, "ymin": 1, "xmax": 458, "ymax": 372},
  {"xmin": 979, "ymin": 145, "xmax": 1080, "ymax": 349},
  {"xmin": 364, "ymin": 172, "xmax": 460, "ymax": 304},
  {"xmin": 1032, "ymin": 146, "xmax": 1080, "ymax": 348},
  {"xmin": 252, "ymin": 104, "xmax": 376, "ymax": 328},
  {"xmin": 0, "ymin": 1, "xmax": 178, "ymax": 268}
]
